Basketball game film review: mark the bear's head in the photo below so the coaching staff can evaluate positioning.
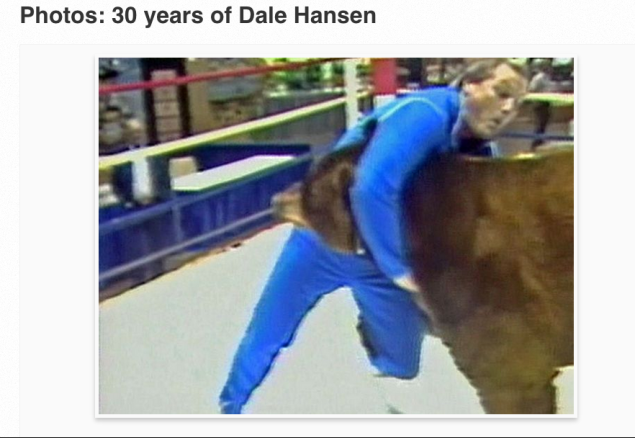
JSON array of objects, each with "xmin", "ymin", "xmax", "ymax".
[{"xmin": 272, "ymin": 145, "xmax": 365, "ymax": 254}]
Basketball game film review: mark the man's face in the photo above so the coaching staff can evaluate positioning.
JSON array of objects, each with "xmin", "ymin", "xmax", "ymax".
[{"xmin": 461, "ymin": 63, "xmax": 528, "ymax": 139}]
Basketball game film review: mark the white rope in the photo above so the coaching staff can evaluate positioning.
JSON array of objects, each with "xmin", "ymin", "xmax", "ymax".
[{"xmin": 99, "ymin": 91, "xmax": 370, "ymax": 170}]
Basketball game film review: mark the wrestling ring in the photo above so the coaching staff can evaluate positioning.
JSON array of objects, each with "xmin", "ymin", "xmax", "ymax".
[{"xmin": 98, "ymin": 58, "xmax": 574, "ymax": 415}]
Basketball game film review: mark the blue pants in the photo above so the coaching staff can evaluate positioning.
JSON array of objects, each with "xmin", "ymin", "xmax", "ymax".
[{"xmin": 219, "ymin": 228, "xmax": 428, "ymax": 414}]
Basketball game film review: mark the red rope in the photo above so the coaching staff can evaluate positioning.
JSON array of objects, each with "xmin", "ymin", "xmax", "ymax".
[{"xmin": 99, "ymin": 58, "xmax": 347, "ymax": 95}]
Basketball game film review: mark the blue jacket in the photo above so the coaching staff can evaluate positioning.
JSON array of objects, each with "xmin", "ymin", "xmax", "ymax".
[{"xmin": 334, "ymin": 87, "xmax": 498, "ymax": 281}]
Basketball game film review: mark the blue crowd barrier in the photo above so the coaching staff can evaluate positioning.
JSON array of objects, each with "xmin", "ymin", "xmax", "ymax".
[{"xmin": 99, "ymin": 144, "xmax": 313, "ymax": 293}]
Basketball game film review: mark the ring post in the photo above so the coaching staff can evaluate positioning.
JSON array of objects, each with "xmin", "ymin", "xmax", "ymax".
[
  {"xmin": 344, "ymin": 59, "xmax": 361, "ymax": 128},
  {"xmin": 371, "ymin": 58, "xmax": 397, "ymax": 108}
]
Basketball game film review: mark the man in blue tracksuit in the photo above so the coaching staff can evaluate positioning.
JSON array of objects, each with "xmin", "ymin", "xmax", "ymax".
[{"xmin": 219, "ymin": 59, "xmax": 528, "ymax": 414}]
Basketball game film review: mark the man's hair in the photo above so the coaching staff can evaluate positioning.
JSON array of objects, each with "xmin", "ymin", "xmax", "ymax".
[{"xmin": 451, "ymin": 59, "xmax": 529, "ymax": 88}]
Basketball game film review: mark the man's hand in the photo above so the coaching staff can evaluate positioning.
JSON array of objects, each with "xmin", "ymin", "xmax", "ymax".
[
  {"xmin": 393, "ymin": 274, "xmax": 420, "ymax": 293},
  {"xmin": 394, "ymin": 274, "xmax": 438, "ymax": 336}
]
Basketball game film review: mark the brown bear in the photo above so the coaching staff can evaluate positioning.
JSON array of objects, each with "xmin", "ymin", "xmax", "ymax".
[{"xmin": 272, "ymin": 144, "xmax": 574, "ymax": 414}]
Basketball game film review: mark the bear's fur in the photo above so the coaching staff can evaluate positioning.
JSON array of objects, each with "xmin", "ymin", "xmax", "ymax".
[{"xmin": 272, "ymin": 144, "xmax": 574, "ymax": 414}]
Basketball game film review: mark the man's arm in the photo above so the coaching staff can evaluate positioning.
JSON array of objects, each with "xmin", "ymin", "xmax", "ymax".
[
  {"xmin": 333, "ymin": 116, "xmax": 377, "ymax": 151},
  {"xmin": 350, "ymin": 98, "xmax": 450, "ymax": 283}
]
